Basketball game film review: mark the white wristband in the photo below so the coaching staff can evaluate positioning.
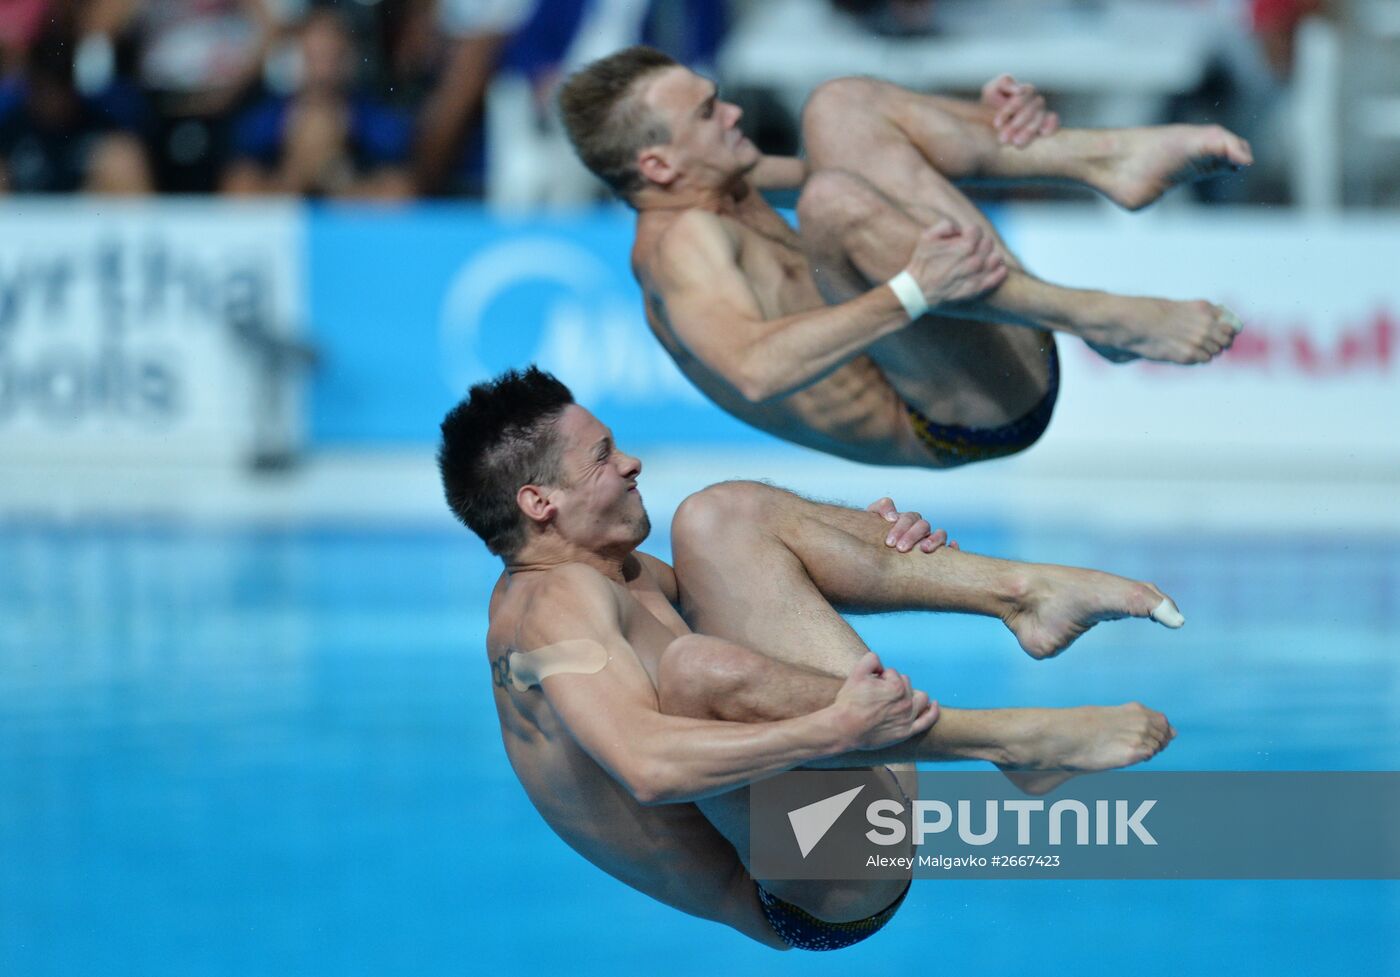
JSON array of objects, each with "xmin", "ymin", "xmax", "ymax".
[{"xmin": 887, "ymin": 270, "xmax": 928, "ymax": 320}]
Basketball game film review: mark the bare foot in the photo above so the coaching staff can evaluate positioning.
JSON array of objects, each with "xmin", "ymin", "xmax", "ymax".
[
  {"xmin": 1002, "ymin": 563, "xmax": 1184, "ymax": 660},
  {"xmin": 1092, "ymin": 124, "xmax": 1253, "ymax": 212},
  {"xmin": 997, "ymin": 703, "xmax": 1177, "ymax": 794},
  {"xmin": 1081, "ymin": 294, "xmax": 1242, "ymax": 365}
]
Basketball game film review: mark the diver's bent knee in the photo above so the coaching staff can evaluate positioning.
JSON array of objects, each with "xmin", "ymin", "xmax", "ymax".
[
  {"xmin": 659, "ymin": 634, "xmax": 757, "ymax": 682},
  {"xmin": 672, "ymin": 480, "xmax": 780, "ymax": 552},
  {"xmin": 802, "ymin": 77, "xmax": 884, "ymax": 135},
  {"xmin": 656, "ymin": 635, "xmax": 714, "ymax": 715},
  {"xmin": 796, "ymin": 168, "xmax": 880, "ymax": 232},
  {"xmin": 657, "ymin": 635, "xmax": 762, "ymax": 717}
]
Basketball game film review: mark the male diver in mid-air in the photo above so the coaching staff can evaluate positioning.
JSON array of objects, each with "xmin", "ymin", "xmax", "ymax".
[
  {"xmin": 440, "ymin": 367, "xmax": 1182, "ymax": 950},
  {"xmin": 557, "ymin": 48, "xmax": 1250, "ymax": 468}
]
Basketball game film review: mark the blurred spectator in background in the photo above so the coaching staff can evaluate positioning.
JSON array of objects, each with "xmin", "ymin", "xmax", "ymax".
[
  {"xmin": 415, "ymin": 0, "xmax": 726, "ymax": 201},
  {"xmin": 414, "ymin": 0, "xmax": 535, "ymax": 197},
  {"xmin": 222, "ymin": 7, "xmax": 413, "ymax": 199},
  {"xmin": 2, "ymin": 0, "xmax": 1321, "ymax": 205},
  {"xmin": 1253, "ymin": 0, "xmax": 1325, "ymax": 78},
  {"xmin": 77, "ymin": 0, "xmax": 283, "ymax": 192},
  {"xmin": 369, "ymin": 0, "xmax": 440, "ymax": 104},
  {"xmin": 0, "ymin": 26, "xmax": 153, "ymax": 194},
  {"xmin": 831, "ymin": 0, "xmax": 937, "ymax": 37},
  {"xmin": 0, "ymin": 0, "xmax": 52, "ymax": 73}
]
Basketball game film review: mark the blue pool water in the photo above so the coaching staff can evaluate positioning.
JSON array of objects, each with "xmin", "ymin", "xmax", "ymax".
[{"xmin": 3, "ymin": 518, "xmax": 1397, "ymax": 977}]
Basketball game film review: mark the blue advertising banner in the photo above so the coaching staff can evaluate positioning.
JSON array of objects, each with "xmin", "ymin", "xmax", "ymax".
[
  {"xmin": 307, "ymin": 204, "xmax": 767, "ymax": 449},
  {"xmin": 305, "ymin": 203, "xmax": 1400, "ymax": 477}
]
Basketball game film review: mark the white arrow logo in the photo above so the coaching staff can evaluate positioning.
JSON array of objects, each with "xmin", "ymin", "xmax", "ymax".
[{"xmin": 787, "ymin": 786, "xmax": 865, "ymax": 858}]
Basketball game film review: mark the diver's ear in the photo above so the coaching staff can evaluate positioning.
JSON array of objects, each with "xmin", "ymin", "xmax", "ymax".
[
  {"xmin": 637, "ymin": 145, "xmax": 678, "ymax": 188},
  {"xmin": 517, "ymin": 484, "xmax": 557, "ymax": 527}
]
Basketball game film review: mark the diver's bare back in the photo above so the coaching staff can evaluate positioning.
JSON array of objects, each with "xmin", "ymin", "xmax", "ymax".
[
  {"xmin": 484, "ymin": 555, "xmax": 763, "ymax": 932},
  {"xmin": 632, "ymin": 191, "xmax": 917, "ymax": 465}
]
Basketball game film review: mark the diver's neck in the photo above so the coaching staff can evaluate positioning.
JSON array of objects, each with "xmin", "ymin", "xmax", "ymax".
[{"xmin": 508, "ymin": 539, "xmax": 632, "ymax": 584}]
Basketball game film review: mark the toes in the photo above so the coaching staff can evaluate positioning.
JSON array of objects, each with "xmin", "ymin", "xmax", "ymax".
[
  {"xmin": 1141, "ymin": 709, "xmax": 1173, "ymax": 755},
  {"xmin": 1131, "ymin": 739, "xmax": 1162, "ymax": 763},
  {"xmin": 1214, "ymin": 309, "xmax": 1243, "ymax": 353},
  {"xmin": 1138, "ymin": 725, "xmax": 1169, "ymax": 757},
  {"xmin": 1217, "ymin": 306, "xmax": 1243, "ymax": 332},
  {"xmin": 1185, "ymin": 302, "xmax": 1228, "ymax": 361},
  {"xmin": 1127, "ymin": 583, "xmax": 1159, "ymax": 616},
  {"xmin": 1149, "ymin": 596, "xmax": 1185, "ymax": 628}
]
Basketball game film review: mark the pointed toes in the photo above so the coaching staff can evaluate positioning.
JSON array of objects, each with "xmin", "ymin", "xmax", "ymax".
[{"xmin": 1149, "ymin": 597, "xmax": 1185, "ymax": 629}]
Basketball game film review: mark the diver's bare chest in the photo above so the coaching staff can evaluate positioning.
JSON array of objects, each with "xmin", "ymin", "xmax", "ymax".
[
  {"xmin": 622, "ymin": 585, "xmax": 688, "ymax": 642},
  {"xmin": 731, "ymin": 220, "xmax": 821, "ymax": 315},
  {"xmin": 613, "ymin": 582, "xmax": 689, "ymax": 677},
  {"xmin": 733, "ymin": 210, "xmax": 805, "ymax": 269}
]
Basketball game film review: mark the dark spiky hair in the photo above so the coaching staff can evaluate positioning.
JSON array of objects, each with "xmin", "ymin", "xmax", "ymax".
[{"xmin": 438, "ymin": 367, "xmax": 575, "ymax": 557}]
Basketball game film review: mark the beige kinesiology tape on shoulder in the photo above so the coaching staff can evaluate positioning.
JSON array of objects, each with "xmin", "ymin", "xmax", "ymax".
[{"xmin": 507, "ymin": 639, "xmax": 611, "ymax": 691}]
